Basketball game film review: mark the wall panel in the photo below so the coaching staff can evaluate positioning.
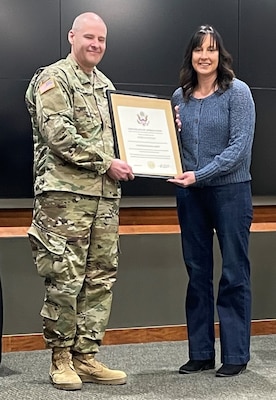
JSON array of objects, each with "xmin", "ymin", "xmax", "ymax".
[
  {"xmin": 1, "ymin": 231, "xmax": 276, "ymax": 334},
  {"xmin": 0, "ymin": 0, "xmax": 60, "ymax": 79},
  {"xmin": 239, "ymin": 0, "xmax": 276, "ymax": 87},
  {"xmin": 250, "ymin": 89, "xmax": 276, "ymax": 196},
  {"xmin": 0, "ymin": 0, "xmax": 275, "ymax": 199}
]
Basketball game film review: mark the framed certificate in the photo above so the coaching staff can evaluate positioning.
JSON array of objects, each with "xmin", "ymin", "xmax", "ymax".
[{"xmin": 107, "ymin": 90, "xmax": 183, "ymax": 178}]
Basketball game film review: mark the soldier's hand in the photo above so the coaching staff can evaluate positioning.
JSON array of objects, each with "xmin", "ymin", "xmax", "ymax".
[{"xmin": 107, "ymin": 159, "xmax": 135, "ymax": 181}]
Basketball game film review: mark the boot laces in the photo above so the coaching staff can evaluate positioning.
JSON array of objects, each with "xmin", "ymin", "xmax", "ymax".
[
  {"xmin": 83, "ymin": 355, "xmax": 108, "ymax": 370},
  {"xmin": 55, "ymin": 349, "xmax": 74, "ymax": 370}
]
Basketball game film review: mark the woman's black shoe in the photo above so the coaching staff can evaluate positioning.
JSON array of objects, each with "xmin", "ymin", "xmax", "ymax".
[
  {"xmin": 179, "ymin": 359, "xmax": 215, "ymax": 374},
  {"xmin": 216, "ymin": 363, "xmax": 247, "ymax": 377}
]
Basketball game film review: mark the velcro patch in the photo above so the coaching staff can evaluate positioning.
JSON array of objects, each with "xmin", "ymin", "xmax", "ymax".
[{"xmin": 39, "ymin": 78, "xmax": 56, "ymax": 94}]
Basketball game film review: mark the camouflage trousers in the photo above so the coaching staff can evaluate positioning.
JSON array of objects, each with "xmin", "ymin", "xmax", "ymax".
[{"xmin": 28, "ymin": 191, "xmax": 120, "ymax": 353}]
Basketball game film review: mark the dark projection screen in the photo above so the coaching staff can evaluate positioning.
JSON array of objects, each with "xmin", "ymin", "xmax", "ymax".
[{"xmin": 0, "ymin": 0, "xmax": 275, "ymax": 200}]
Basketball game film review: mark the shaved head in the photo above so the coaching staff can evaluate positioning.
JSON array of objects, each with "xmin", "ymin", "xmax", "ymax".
[{"xmin": 71, "ymin": 12, "xmax": 106, "ymax": 32}]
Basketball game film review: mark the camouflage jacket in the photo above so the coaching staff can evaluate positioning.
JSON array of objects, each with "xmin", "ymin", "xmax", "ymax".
[{"xmin": 25, "ymin": 54, "xmax": 121, "ymax": 198}]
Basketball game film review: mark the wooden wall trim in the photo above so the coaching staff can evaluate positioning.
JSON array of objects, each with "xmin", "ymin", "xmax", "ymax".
[
  {"xmin": 1, "ymin": 205, "xmax": 276, "ymax": 228},
  {"xmin": 3, "ymin": 223, "xmax": 276, "ymax": 238},
  {"xmin": 2, "ymin": 320, "xmax": 276, "ymax": 353},
  {"xmin": 1, "ymin": 222, "xmax": 276, "ymax": 238},
  {"xmin": 1, "ymin": 206, "xmax": 276, "ymax": 237}
]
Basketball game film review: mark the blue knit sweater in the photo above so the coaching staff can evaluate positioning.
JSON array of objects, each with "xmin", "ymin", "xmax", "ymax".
[{"xmin": 171, "ymin": 78, "xmax": 255, "ymax": 186}]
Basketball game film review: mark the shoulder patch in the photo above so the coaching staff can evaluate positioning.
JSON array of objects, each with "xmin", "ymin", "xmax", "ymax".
[{"xmin": 39, "ymin": 78, "xmax": 56, "ymax": 94}]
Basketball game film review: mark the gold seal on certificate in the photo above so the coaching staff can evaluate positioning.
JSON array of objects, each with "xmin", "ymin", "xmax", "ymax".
[{"xmin": 107, "ymin": 90, "xmax": 183, "ymax": 178}]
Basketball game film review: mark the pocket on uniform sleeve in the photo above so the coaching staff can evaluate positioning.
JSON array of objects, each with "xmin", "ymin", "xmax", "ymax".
[{"xmin": 28, "ymin": 222, "xmax": 67, "ymax": 277}]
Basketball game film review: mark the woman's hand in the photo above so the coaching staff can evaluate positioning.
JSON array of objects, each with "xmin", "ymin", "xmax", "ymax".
[
  {"xmin": 175, "ymin": 105, "xmax": 182, "ymax": 132},
  {"xmin": 167, "ymin": 171, "xmax": 196, "ymax": 187}
]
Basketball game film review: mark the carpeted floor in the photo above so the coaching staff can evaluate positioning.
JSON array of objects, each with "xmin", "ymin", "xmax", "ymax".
[{"xmin": 1, "ymin": 335, "xmax": 276, "ymax": 399}]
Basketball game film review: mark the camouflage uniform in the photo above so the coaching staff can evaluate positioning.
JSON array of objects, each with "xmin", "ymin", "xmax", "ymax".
[{"xmin": 25, "ymin": 54, "xmax": 121, "ymax": 353}]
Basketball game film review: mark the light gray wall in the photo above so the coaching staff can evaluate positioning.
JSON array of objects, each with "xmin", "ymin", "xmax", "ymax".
[{"xmin": 0, "ymin": 231, "xmax": 275, "ymax": 335}]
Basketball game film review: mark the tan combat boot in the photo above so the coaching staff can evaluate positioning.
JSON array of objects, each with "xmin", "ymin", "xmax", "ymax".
[
  {"xmin": 50, "ymin": 347, "xmax": 82, "ymax": 390},
  {"xmin": 73, "ymin": 353, "xmax": 127, "ymax": 385}
]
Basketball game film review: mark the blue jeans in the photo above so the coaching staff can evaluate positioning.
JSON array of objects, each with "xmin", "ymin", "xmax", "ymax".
[{"xmin": 176, "ymin": 182, "xmax": 253, "ymax": 364}]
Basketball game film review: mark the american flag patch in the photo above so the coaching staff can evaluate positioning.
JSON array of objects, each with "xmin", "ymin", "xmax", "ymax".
[{"xmin": 39, "ymin": 78, "xmax": 56, "ymax": 94}]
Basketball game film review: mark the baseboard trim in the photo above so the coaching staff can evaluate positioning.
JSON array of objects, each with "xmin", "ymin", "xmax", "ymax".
[{"xmin": 2, "ymin": 319, "xmax": 276, "ymax": 353}]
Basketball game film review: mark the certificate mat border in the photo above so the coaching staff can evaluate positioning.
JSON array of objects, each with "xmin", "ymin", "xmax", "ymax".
[{"xmin": 107, "ymin": 90, "xmax": 183, "ymax": 178}]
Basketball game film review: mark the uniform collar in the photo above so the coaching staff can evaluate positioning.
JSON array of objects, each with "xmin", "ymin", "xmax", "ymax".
[{"xmin": 66, "ymin": 54, "xmax": 107, "ymax": 88}]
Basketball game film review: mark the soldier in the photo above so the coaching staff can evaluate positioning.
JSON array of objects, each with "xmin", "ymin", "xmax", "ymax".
[{"xmin": 25, "ymin": 12, "xmax": 134, "ymax": 391}]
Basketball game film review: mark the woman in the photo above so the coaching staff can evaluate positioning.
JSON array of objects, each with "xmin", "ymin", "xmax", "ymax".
[{"xmin": 168, "ymin": 25, "xmax": 255, "ymax": 377}]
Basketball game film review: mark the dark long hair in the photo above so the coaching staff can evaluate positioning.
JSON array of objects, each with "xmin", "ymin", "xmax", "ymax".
[{"xmin": 180, "ymin": 25, "xmax": 235, "ymax": 101}]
